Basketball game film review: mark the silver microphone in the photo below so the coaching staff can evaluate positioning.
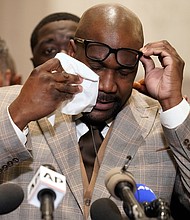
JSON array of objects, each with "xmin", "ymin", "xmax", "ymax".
[{"xmin": 105, "ymin": 167, "xmax": 147, "ymax": 220}]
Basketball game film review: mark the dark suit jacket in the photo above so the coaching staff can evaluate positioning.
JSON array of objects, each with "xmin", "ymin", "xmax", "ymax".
[{"xmin": 0, "ymin": 85, "xmax": 189, "ymax": 219}]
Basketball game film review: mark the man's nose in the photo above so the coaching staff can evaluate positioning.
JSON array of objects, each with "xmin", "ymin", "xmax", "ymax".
[
  {"xmin": 57, "ymin": 40, "xmax": 71, "ymax": 53},
  {"xmin": 99, "ymin": 69, "xmax": 117, "ymax": 93}
]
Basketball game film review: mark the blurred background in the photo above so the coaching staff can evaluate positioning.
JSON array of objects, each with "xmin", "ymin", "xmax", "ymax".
[{"xmin": 0, "ymin": 0, "xmax": 189, "ymax": 97}]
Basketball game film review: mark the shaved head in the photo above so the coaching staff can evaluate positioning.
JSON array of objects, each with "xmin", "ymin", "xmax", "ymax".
[{"xmin": 75, "ymin": 3, "xmax": 144, "ymax": 47}]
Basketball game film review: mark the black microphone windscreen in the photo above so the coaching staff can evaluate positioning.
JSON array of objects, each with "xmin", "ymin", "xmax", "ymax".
[
  {"xmin": 0, "ymin": 183, "xmax": 24, "ymax": 215},
  {"xmin": 90, "ymin": 198, "xmax": 122, "ymax": 220}
]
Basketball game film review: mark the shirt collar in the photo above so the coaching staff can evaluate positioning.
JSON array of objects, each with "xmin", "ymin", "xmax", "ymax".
[{"xmin": 47, "ymin": 111, "xmax": 112, "ymax": 141}]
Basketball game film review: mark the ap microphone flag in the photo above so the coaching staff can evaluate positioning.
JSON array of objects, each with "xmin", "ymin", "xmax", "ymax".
[{"xmin": 27, "ymin": 165, "xmax": 66, "ymax": 209}]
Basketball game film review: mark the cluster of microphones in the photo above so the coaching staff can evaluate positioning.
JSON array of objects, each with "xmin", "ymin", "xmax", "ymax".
[
  {"xmin": 0, "ymin": 164, "xmax": 171, "ymax": 220},
  {"xmin": 92, "ymin": 166, "xmax": 171, "ymax": 220}
]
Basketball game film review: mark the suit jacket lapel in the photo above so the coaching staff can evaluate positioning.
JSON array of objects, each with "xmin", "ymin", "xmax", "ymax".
[
  {"xmin": 93, "ymin": 91, "xmax": 160, "ymax": 200},
  {"xmin": 36, "ymin": 91, "xmax": 160, "ymax": 209},
  {"xmin": 37, "ymin": 110, "xmax": 84, "ymax": 212}
]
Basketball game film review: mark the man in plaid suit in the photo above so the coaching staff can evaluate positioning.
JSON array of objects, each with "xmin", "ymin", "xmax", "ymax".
[{"xmin": 0, "ymin": 3, "xmax": 189, "ymax": 220}]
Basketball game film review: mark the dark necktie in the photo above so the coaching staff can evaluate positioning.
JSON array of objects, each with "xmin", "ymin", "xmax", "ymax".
[{"xmin": 79, "ymin": 124, "xmax": 105, "ymax": 182}]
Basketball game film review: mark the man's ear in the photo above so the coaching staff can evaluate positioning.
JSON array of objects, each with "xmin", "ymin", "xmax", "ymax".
[{"xmin": 68, "ymin": 39, "xmax": 76, "ymax": 57}]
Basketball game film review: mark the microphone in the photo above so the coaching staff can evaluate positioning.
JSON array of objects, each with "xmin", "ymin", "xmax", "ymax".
[
  {"xmin": 27, "ymin": 165, "xmax": 66, "ymax": 220},
  {"xmin": 135, "ymin": 184, "xmax": 171, "ymax": 220},
  {"xmin": 90, "ymin": 198, "xmax": 122, "ymax": 220},
  {"xmin": 0, "ymin": 182, "xmax": 24, "ymax": 215},
  {"xmin": 105, "ymin": 167, "xmax": 147, "ymax": 220},
  {"xmin": 134, "ymin": 184, "xmax": 156, "ymax": 204}
]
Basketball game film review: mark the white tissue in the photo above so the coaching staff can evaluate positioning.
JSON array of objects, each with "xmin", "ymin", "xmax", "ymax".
[{"xmin": 55, "ymin": 53, "xmax": 99, "ymax": 115}]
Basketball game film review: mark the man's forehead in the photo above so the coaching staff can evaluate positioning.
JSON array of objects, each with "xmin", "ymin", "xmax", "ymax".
[
  {"xmin": 77, "ymin": 7, "xmax": 143, "ymax": 49},
  {"xmin": 77, "ymin": 25, "xmax": 141, "ymax": 50},
  {"xmin": 40, "ymin": 20, "xmax": 77, "ymax": 31}
]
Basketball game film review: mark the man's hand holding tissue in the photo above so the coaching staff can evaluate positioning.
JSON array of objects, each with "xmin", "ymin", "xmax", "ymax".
[{"xmin": 9, "ymin": 58, "xmax": 83, "ymax": 130}]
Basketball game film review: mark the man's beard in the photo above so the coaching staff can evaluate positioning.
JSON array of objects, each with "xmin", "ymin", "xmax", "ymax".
[{"xmin": 81, "ymin": 92, "xmax": 123, "ymax": 125}]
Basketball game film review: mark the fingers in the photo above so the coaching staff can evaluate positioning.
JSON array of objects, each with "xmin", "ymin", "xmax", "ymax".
[
  {"xmin": 52, "ymin": 72, "xmax": 83, "ymax": 100},
  {"xmin": 28, "ymin": 57, "xmax": 83, "ymax": 103},
  {"xmin": 34, "ymin": 57, "xmax": 82, "ymax": 84},
  {"xmin": 140, "ymin": 40, "xmax": 184, "ymax": 72},
  {"xmin": 140, "ymin": 55, "xmax": 155, "ymax": 74},
  {"xmin": 36, "ymin": 58, "xmax": 64, "ymax": 73},
  {"xmin": 55, "ymin": 80, "xmax": 83, "ymax": 95},
  {"xmin": 52, "ymin": 70, "xmax": 82, "ymax": 84},
  {"xmin": 133, "ymin": 79, "xmax": 151, "ymax": 97},
  {"xmin": 133, "ymin": 79, "xmax": 145, "ymax": 88},
  {"xmin": 31, "ymin": 58, "xmax": 83, "ymax": 94},
  {"xmin": 41, "ymin": 69, "xmax": 83, "ymax": 95},
  {"xmin": 8, "ymin": 57, "xmax": 84, "ymax": 129},
  {"xmin": 138, "ymin": 40, "xmax": 184, "ymax": 110},
  {"xmin": 141, "ymin": 40, "xmax": 175, "ymax": 56}
]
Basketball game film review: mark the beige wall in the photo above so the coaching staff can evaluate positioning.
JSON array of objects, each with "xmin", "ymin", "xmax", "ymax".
[{"xmin": 0, "ymin": 0, "xmax": 189, "ymax": 96}]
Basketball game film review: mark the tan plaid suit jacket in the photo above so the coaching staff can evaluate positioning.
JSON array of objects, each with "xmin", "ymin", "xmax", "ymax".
[{"xmin": 0, "ymin": 85, "xmax": 189, "ymax": 220}]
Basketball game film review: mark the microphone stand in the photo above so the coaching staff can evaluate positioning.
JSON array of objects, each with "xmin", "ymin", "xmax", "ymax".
[
  {"xmin": 116, "ymin": 182, "xmax": 151, "ymax": 220},
  {"xmin": 38, "ymin": 189, "xmax": 56, "ymax": 220}
]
